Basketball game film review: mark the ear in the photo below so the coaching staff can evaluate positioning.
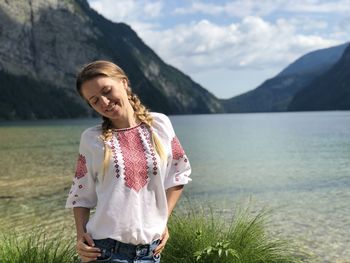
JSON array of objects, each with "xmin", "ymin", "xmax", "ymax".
[{"xmin": 121, "ymin": 78, "xmax": 128, "ymax": 90}]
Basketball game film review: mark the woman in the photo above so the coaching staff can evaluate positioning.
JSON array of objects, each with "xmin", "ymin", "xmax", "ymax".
[{"xmin": 65, "ymin": 60, "xmax": 191, "ymax": 263}]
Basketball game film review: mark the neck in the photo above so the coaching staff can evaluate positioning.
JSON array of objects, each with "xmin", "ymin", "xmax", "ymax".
[{"xmin": 110, "ymin": 107, "xmax": 140, "ymax": 129}]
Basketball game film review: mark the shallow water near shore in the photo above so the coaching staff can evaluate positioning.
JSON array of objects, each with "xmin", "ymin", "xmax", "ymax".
[{"xmin": 1, "ymin": 111, "xmax": 350, "ymax": 262}]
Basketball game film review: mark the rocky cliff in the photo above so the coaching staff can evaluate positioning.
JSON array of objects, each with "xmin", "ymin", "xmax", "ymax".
[{"xmin": 0, "ymin": 0, "xmax": 223, "ymax": 120}]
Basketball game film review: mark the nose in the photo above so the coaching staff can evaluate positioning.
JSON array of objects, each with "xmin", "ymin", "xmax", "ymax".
[{"xmin": 100, "ymin": 95, "xmax": 110, "ymax": 108}]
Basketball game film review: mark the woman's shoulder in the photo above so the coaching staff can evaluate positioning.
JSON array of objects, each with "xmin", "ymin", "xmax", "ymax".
[
  {"xmin": 80, "ymin": 125, "xmax": 102, "ymax": 142},
  {"xmin": 150, "ymin": 112, "xmax": 174, "ymax": 137},
  {"xmin": 150, "ymin": 112, "xmax": 171, "ymax": 127}
]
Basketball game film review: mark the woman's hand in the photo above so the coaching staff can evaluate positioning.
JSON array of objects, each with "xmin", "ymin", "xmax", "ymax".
[
  {"xmin": 154, "ymin": 226, "xmax": 169, "ymax": 256},
  {"xmin": 76, "ymin": 233, "xmax": 101, "ymax": 262}
]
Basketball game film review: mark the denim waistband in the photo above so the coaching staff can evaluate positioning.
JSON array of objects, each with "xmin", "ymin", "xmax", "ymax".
[{"xmin": 93, "ymin": 238, "xmax": 160, "ymax": 259}]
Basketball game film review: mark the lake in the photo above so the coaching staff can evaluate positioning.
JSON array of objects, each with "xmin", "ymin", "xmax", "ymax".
[{"xmin": 1, "ymin": 111, "xmax": 350, "ymax": 262}]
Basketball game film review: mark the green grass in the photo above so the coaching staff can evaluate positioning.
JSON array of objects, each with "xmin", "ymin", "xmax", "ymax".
[
  {"xmin": 0, "ymin": 206, "xmax": 309, "ymax": 263},
  {"xmin": 0, "ymin": 230, "xmax": 78, "ymax": 263},
  {"xmin": 162, "ymin": 206, "xmax": 309, "ymax": 263}
]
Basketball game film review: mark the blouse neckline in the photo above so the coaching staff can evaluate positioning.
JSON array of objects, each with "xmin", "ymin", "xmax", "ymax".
[{"xmin": 111, "ymin": 122, "xmax": 143, "ymax": 132}]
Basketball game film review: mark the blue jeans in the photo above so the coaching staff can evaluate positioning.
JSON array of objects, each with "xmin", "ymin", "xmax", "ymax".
[{"xmin": 89, "ymin": 238, "xmax": 161, "ymax": 263}]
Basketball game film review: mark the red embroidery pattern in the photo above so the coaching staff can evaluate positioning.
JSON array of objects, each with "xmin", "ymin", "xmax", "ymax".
[
  {"xmin": 75, "ymin": 154, "xmax": 88, "ymax": 179},
  {"xmin": 171, "ymin": 136, "xmax": 185, "ymax": 160},
  {"xmin": 117, "ymin": 126, "xmax": 149, "ymax": 192},
  {"xmin": 141, "ymin": 125, "xmax": 158, "ymax": 176}
]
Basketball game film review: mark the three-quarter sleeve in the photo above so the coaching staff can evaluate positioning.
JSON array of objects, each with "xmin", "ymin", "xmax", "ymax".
[
  {"xmin": 158, "ymin": 115, "xmax": 192, "ymax": 190},
  {"xmin": 164, "ymin": 135, "xmax": 192, "ymax": 190},
  {"xmin": 65, "ymin": 131, "xmax": 98, "ymax": 208}
]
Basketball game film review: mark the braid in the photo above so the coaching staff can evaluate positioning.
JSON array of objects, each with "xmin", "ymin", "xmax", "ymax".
[
  {"xmin": 100, "ymin": 116, "xmax": 113, "ymax": 177},
  {"xmin": 127, "ymin": 88, "xmax": 166, "ymax": 161},
  {"xmin": 101, "ymin": 116, "xmax": 113, "ymax": 141},
  {"xmin": 128, "ymin": 92, "xmax": 153, "ymax": 126}
]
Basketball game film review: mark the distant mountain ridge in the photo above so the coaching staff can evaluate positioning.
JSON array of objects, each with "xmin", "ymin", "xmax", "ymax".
[
  {"xmin": 222, "ymin": 43, "xmax": 349, "ymax": 113},
  {"xmin": 289, "ymin": 44, "xmax": 350, "ymax": 111},
  {"xmin": 0, "ymin": 0, "xmax": 223, "ymax": 120},
  {"xmin": 278, "ymin": 43, "xmax": 349, "ymax": 77}
]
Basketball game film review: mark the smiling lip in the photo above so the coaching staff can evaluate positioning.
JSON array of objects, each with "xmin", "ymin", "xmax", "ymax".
[{"xmin": 106, "ymin": 102, "xmax": 117, "ymax": 112}]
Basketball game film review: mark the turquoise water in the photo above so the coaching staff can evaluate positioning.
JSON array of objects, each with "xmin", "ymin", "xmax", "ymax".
[
  {"xmin": 1, "ymin": 111, "xmax": 350, "ymax": 262},
  {"xmin": 173, "ymin": 112, "xmax": 350, "ymax": 197}
]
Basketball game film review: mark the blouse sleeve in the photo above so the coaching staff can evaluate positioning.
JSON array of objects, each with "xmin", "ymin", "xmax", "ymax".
[
  {"xmin": 161, "ymin": 115, "xmax": 192, "ymax": 190},
  {"xmin": 65, "ymin": 130, "xmax": 98, "ymax": 208}
]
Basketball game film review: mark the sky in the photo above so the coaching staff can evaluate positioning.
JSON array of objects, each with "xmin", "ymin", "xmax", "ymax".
[{"xmin": 87, "ymin": 0, "xmax": 350, "ymax": 99}]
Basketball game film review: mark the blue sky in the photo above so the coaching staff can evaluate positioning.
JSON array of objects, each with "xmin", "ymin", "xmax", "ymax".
[{"xmin": 87, "ymin": 0, "xmax": 350, "ymax": 99}]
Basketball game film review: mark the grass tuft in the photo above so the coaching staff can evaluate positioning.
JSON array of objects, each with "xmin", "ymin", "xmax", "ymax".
[
  {"xmin": 162, "ymin": 205, "xmax": 308, "ymax": 263},
  {"xmin": 0, "ymin": 230, "xmax": 78, "ymax": 263}
]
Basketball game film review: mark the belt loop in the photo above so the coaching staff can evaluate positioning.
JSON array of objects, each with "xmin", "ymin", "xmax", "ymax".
[
  {"xmin": 135, "ymin": 244, "xmax": 150, "ymax": 257},
  {"xmin": 146, "ymin": 244, "xmax": 150, "ymax": 255},
  {"xmin": 114, "ymin": 240, "xmax": 120, "ymax": 253}
]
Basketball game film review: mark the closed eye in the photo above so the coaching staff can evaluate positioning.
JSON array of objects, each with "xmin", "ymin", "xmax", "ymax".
[
  {"xmin": 102, "ymin": 87, "xmax": 112, "ymax": 95},
  {"xmin": 90, "ymin": 97, "xmax": 98, "ymax": 105}
]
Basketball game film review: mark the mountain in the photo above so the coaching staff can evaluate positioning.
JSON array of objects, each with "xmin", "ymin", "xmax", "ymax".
[
  {"xmin": 288, "ymin": 44, "xmax": 350, "ymax": 111},
  {"xmin": 0, "ymin": 0, "xmax": 223, "ymax": 120},
  {"xmin": 222, "ymin": 43, "xmax": 349, "ymax": 113}
]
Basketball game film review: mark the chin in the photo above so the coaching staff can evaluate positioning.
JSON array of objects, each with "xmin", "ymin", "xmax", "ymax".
[
  {"xmin": 100, "ymin": 108, "xmax": 118, "ymax": 117},
  {"xmin": 107, "ymin": 111, "xmax": 123, "ymax": 120}
]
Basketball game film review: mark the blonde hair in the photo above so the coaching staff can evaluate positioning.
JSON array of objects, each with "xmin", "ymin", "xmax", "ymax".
[{"xmin": 76, "ymin": 60, "xmax": 166, "ymax": 175}]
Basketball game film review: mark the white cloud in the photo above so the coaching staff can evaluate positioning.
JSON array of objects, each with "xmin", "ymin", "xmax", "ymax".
[
  {"xmin": 144, "ymin": 1, "xmax": 163, "ymax": 18},
  {"xmin": 173, "ymin": 0, "xmax": 350, "ymax": 17},
  {"xmin": 285, "ymin": 0, "xmax": 350, "ymax": 13},
  {"xmin": 139, "ymin": 16, "xmax": 339, "ymax": 75},
  {"xmin": 173, "ymin": 0, "xmax": 280, "ymax": 17},
  {"xmin": 87, "ymin": 0, "xmax": 344, "ymax": 74},
  {"xmin": 89, "ymin": 0, "xmax": 136, "ymax": 22},
  {"xmin": 87, "ymin": 0, "xmax": 345, "ymax": 73},
  {"xmin": 174, "ymin": 2, "xmax": 225, "ymax": 16},
  {"xmin": 88, "ymin": 0, "xmax": 163, "ymax": 25}
]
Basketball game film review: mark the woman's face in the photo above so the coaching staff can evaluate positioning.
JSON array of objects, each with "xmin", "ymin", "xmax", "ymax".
[{"xmin": 80, "ymin": 76, "xmax": 131, "ymax": 121}]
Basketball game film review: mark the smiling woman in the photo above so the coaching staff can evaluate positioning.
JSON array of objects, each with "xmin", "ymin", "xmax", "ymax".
[{"xmin": 66, "ymin": 60, "xmax": 192, "ymax": 263}]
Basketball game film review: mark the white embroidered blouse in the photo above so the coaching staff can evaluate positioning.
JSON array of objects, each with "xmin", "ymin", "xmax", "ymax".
[{"xmin": 65, "ymin": 112, "xmax": 191, "ymax": 245}]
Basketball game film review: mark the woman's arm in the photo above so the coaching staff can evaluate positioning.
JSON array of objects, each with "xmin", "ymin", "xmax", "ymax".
[
  {"xmin": 154, "ymin": 185, "xmax": 184, "ymax": 256},
  {"xmin": 166, "ymin": 185, "xmax": 184, "ymax": 218},
  {"xmin": 73, "ymin": 207, "xmax": 101, "ymax": 262},
  {"xmin": 73, "ymin": 207, "xmax": 90, "ymax": 240}
]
